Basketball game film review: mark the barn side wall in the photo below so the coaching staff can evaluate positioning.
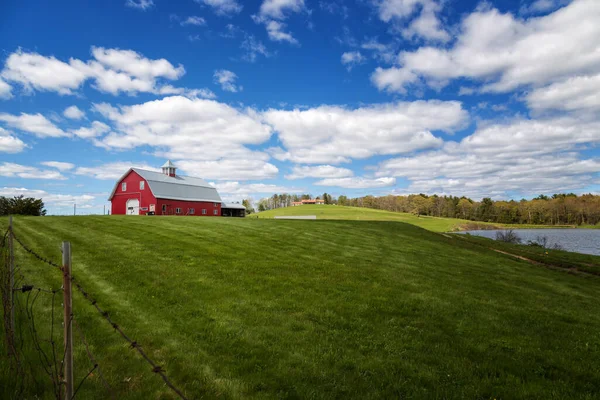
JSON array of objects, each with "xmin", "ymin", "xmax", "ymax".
[
  {"xmin": 155, "ymin": 199, "xmax": 221, "ymax": 216},
  {"xmin": 110, "ymin": 170, "xmax": 157, "ymax": 215}
]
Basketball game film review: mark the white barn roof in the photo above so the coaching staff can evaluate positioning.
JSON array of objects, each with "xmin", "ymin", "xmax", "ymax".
[
  {"xmin": 222, "ymin": 203, "xmax": 246, "ymax": 210},
  {"xmin": 108, "ymin": 168, "xmax": 223, "ymax": 203}
]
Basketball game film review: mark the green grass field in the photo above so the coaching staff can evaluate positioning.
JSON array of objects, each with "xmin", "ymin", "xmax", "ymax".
[
  {"xmin": 252, "ymin": 205, "xmax": 481, "ymax": 232},
  {"xmin": 1, "ymin": 215, "xmax": 600, "ymax": 399},
  {"xmin": 252, "ymin": 205, "xmax": 574, "ymax": 232}
]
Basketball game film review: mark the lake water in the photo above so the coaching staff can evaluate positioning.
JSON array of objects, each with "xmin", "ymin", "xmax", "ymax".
[{"xmin": 458, "ymin": 229, "xmax": 600, "ymax": 256}]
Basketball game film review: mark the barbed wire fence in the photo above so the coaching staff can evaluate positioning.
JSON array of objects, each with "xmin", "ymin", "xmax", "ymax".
[{"xmin": 1, "ymin": 216, "xmax": 189, "ymax": 399}]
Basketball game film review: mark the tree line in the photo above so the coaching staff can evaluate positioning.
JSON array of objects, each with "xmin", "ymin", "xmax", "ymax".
[
  {"xmin": 250, "ymin": 192, "xmax": 600, "ymax": 226},
  {"xmin": 0, "ymin": 196, "xmax": 46, "ymax": 216},
  {"xmin": 251, "ymin": 193, "xmax": 334, "ymax": 212}
]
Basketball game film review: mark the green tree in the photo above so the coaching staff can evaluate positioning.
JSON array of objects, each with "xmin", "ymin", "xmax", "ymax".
[
  {"xmin": 242, "ymin": 199, "xmax": 254, "ymax": 214},
  {"xmin": 478, "ymin": 198, "xmax": 495, "ymax": 221},
  {"xmin": 257, "ymin": 198, "xmax": 269, "ymax": 212},
  {"xmin": 0, "ymin": 195, "xmax": 46, "ymax": 216}
]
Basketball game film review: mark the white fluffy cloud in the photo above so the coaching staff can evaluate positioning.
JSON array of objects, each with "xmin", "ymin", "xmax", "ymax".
[
  {"xmin": 361, "ymin": 39, "xmax": 397, "ymax": 64},
  {"xmin": 177, "ymin": 159, "xmax": 278, "ymax": 180},
  {"xmin": 181, "ymin": 16, "xmax": 206, "ymax": 26},
  {"xmin": 315, "ymin": 176, "xmax": 396, "ymax": 189},
  {"xmin": 0, "ymin": 162, "xmax": 66, "ymax": 180},
  {"xmin": 92, "ymin": 96, "xmax": 270, "ymax": 150},
  {"xmin": 71, "ymin": 121, "xmax": 111, "ymax": 139},
  {"xmin": 63, "ymin": 105, "xmax": 85, "ymax": 120},
  {"xmin": 526, "ymin": 73, "xmax": 600, "ymax": 113},
  {"xmin": 1, "ymin": 49, "xmax": 88, "ymax": 95},
  {"xmin": 213, "ymin": 181, "xmax": 301, "ymax": 195},
  {"xmin": 90, "ymin": 96, "xmax": 276, "ymax": 180},
  {"xmin": 91, "ymin": 47, "xmax": 185, "ymax": 81},
  {"xmin": 0, "ymin": 47, "xmax": 209, "ymax": 98},
  {"xmin": 0, "ymin": 112, "xmax": 67, "ymax": 138},
  {"xmin": 259, "ymin": 0, "xmax": 305, "ymax": 19},
  {"xmin": 372, "ymin": 0, "xmax": 600, "ymax": 95},
  {"xmin": 0, "ymin": 187, "xmax": 95, "ymax": 207},
  {"xmin": 0, "ymin": 78, "xmax": 12, "ymax": 99},
  {"xmin": 196, "ymin": 0, "xmax": 242, "ymax": 16},
  {"xmin": 40, "ymin": 161, "xmax": 75, "ymax": 171},
  {"xmin": 241, "ymin": 35, "xmax": 271, "ymax": 62},
  {"xmin": 0, "ymin": 127, "xmax": 26, "ymax": 153},
  {"xmin": 264, "ymin": 20, "xmax": 298, "ymax": 44},
  {"xmin": 125, "ymin": 0, "xmax": 154, "ymax": 10},
  {"xmin": 402, "ymin": 3, "xmax": 450, "ymax": 42},
  {"xmin": 520, "ymin": 0, "xmax": 566, "ymax": 15},
  {"xmin": 341, "ymin": 51, "xmax": 366, "ymax": 70},
  {"xmin": 286, "ymin": 165, "xmax": 354, "ymax": 180},
  {"xmin": 254, "ymin": 0, "xmax": 305, "ymax": 44},
  {"xmin": 375, "ymin": 117, "xmax": 600, "ymax": 198},
  {"xmin": 156, "ymin": 85, "xmax": 216, "ymax": 99},
  {"xmin": 215, "ymin": 181, "xmax": 302, "ymax": 204},
  {"xmin": 75, "ymin": 161, "xmax": 159, "ymax": 180},
  {"xmin": 263, "ymin": 100, "xmax": 468, "ymax": 164},
  {"xmin": 388, "ymin": 156, "xmax": 600, "ymax": 200},
  {"xmin": 374, "ymin": 0, "xmax": 448, "ymax": 42},
  {"xmin": 213, "ymin": 69, "xmax": 241, "ymax": 92}
]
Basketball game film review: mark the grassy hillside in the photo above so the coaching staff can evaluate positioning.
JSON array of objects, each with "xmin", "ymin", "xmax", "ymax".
[
  {"xmin": 253, "ymin": 205, "xmax": 575, "ymax": 232},
  {"xmin": 1, "ymin": 216, "xmax": 600, "ymax": 399},
  {"xmin": 252, "ymin": 205, "xmax": 480, "ymax": 232}
]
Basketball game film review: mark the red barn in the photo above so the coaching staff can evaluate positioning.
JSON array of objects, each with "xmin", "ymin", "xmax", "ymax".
[{"xmin": 109, "ymin": 161, "xmax": 224, "ymax": 216}]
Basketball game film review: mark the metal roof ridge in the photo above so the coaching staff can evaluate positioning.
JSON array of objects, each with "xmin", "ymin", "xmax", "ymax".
[
  {"xmin": 132, "ymin": 168, "xmax": 213, "ymax": 186},
  {"xmin": 145, "ymin": 179, "xmax": 213, "ymax": 189}
]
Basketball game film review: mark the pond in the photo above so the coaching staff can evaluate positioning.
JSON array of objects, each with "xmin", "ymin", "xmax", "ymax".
[{"xmin": 458, "ymin": 229, "xmax": 600, "ymax": 256}]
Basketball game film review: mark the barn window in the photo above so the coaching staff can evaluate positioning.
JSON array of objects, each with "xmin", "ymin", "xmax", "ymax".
[
  {"xmin": 189, "ymin": 208, "xmax": 195, "ymax": 214},
  {"xmin": 202, "ymin": 209, "xmax": 207, "ymax": 215},
  {"xmin": 122, "ymin": 182, "xmax": 127, "ymax": 191},
  {"xmin": 139, "ymin": 181, "xmax": 145, "ymax": 190},
  {"xmin": 176, "ymin": 208, "xmax": 181, "ymax": 214},
  {"xmin": 214, "ymin": 202, "xmax": 218, "ymax": 207},
  {"xmin": 162, "ymin": 204, "xmax": 167, "ymax": 212},
  {"xmin": 213, "ymin": 210, "xmax": 218, "ymax": 215}
]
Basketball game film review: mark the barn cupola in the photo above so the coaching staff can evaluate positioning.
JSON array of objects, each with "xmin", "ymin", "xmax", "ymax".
[{"xmin": 161, "ymin": 160, "xmax": 177, "ymax": 177}]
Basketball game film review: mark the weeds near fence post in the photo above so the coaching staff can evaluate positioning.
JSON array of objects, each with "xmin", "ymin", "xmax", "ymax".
[{"xmin": 62, "ymin": 241, "xmax": 74, "ymax": 400}]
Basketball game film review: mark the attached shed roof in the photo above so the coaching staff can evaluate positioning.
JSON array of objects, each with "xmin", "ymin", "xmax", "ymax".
[
  {"xmin": 222, "ymin": 203, "xmax": 246, "ymax": 210},
  {"xmin": 108, "ymin": 168, "xmax": 223, "ymax": 203}
]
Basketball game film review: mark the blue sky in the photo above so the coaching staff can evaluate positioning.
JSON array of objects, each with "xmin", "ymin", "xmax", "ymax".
[{"xmin": 0, "ymin": 0, "xmax": 599, "ymax": 214}]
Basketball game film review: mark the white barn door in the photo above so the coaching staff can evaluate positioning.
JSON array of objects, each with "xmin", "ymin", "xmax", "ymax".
[{"xmin": 126, "ymin": 198, "xmax": 140, "ymax": 215}]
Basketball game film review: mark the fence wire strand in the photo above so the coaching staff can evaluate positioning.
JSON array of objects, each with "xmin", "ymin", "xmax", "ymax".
[
  {"xmin": 71, "ymin": 278, "xmax": 189, "ymax": 399},
  {"xmin": 11, "ymin": 230, "xmax": 61, "ymax": 269},
  {"xmin": 73, "ymin": 316, "xmax": 115, "ymax": 400},
  {"xmin": 3, "ymin": 225, "xmax": 190, "ymax": 400}
]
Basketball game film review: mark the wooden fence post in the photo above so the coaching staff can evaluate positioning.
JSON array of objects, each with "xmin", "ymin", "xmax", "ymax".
[
  {"xmin": 8, "ymin": 215, "xmax": 15, "ymax": 355},
  {"xmin": 62, "ymin": 241, "xmax": 74, "ymax": 400}
]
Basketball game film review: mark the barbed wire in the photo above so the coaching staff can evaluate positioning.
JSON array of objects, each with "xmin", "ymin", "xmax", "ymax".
[
  {"xmin": 72, "ymin": 364, "xmax": 98, "ymax": 399},
  {"xmin": 11, "ymin": 230, "xmax": 61, "ymax": 270},
  {"xmin": 13, "ymin": 284, "xmax": 61, "ymax": 294},
  {"xmin": 1, "ymin": 227, "xmax": 9, "ymax": 248},
  {"xmin": 22, "ymin": 286, "xmax": 63, "ymax": 399},
  {"xmin": 8, "ymin": 227, "xmax": 190, "ymax": 400},
  {"xmin": 71, "ymin": 278, "xmax": 189, "ymax": 399},
  {"xmin": 73, "ymin": 316, "xmax": 115, "ymax": 399}
]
